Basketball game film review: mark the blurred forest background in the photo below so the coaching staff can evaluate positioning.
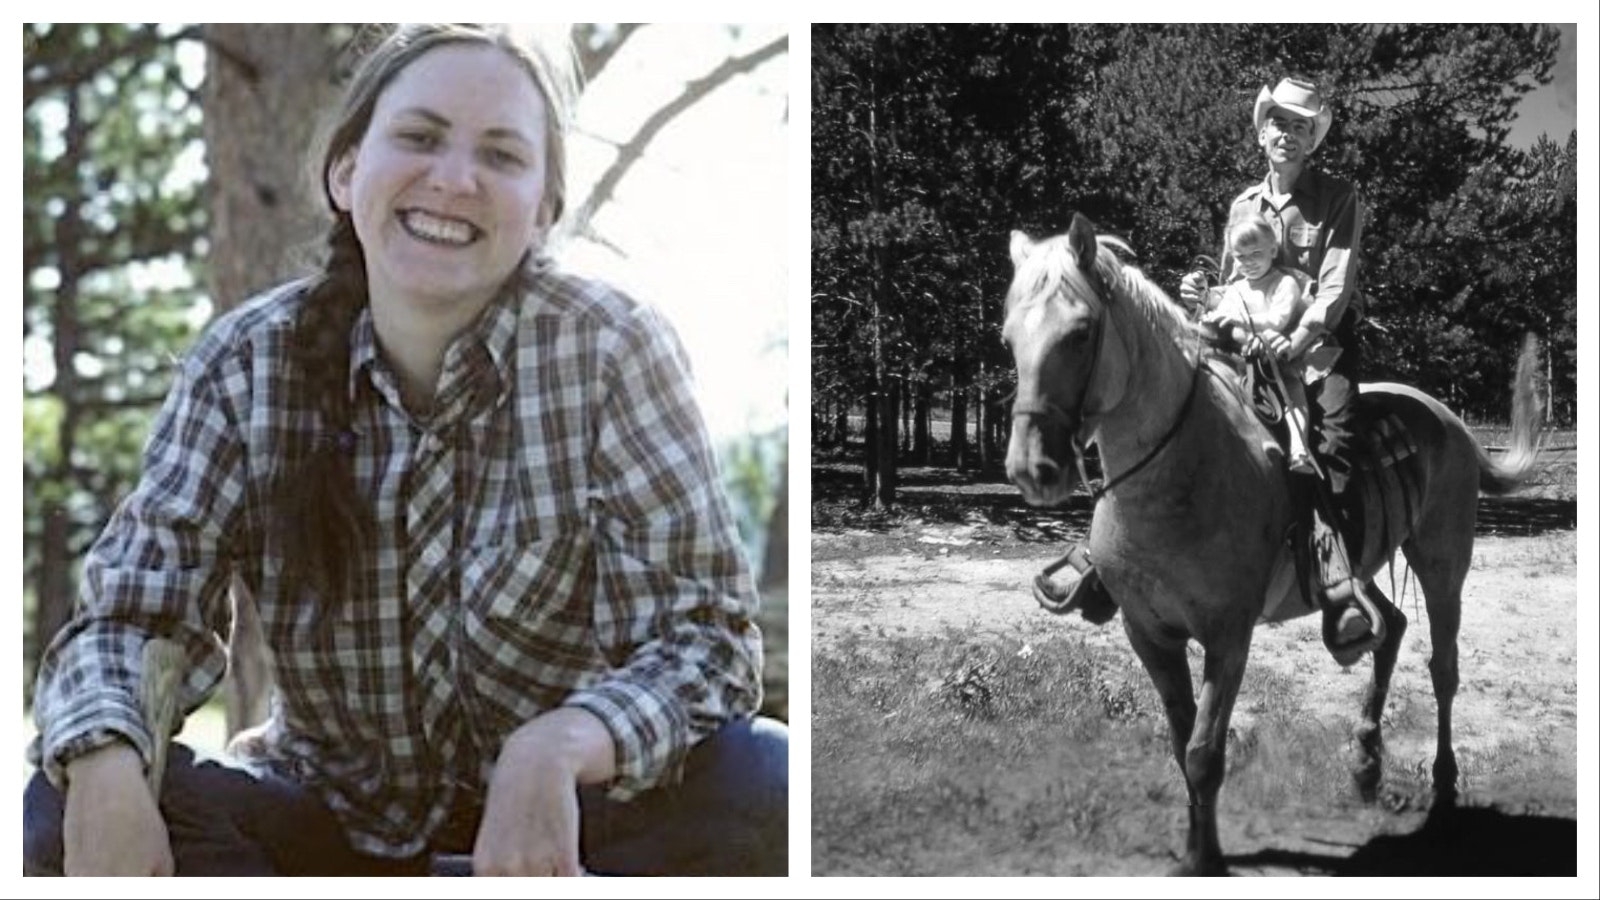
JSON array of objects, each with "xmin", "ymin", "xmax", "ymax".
[
  {"xmin": 812, "ymin": 24, "xmax": 1577, "ymax": 507},
  {"xmin": 22, "ymin": 24, "xmax": 790, "ymax": 725}
]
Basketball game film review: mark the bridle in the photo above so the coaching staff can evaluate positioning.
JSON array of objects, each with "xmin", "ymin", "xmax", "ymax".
[{"xmin": 1010, "ymin": 257, "xmax": 1205, "ymax": 501}]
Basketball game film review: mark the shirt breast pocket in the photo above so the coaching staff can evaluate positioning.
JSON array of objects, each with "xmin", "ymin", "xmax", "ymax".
[
  {"xmin": 461, "ymin": 530, "xmax": 603, "ymax": 712},
  {"xmin": 1288, "ymin": 223, "xmax": 1321, "ymax": 250}
]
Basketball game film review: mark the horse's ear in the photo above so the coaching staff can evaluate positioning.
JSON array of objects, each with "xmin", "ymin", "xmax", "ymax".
[
  {"xmin": 1067, "ymin": 213, "xmax": 1098, "ymax": 272},
  {"xmin": 1009, "ymin": 230, "xmax": 1034, "ymax": 269}
]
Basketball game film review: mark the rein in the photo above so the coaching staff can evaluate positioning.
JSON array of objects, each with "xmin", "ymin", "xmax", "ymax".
[{"xmin": 1086, "ymin": 362, "xmax": 1205, "ymax": 500}]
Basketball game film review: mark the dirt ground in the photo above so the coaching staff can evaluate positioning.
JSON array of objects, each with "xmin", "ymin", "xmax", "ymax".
[{"xmin": 812, "ymin": 511, "xmax": 1579, "ymax": 876}]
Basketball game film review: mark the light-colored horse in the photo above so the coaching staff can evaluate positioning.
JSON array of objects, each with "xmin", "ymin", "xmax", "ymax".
[{"xmin": 1002, "ymin": 215, "xmax": 1541, "ymax": 876}]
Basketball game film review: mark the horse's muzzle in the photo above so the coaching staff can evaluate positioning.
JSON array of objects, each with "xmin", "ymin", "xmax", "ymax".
[{"xmin": 1006, "ymin": 415, "xmax": 1078, "ymax": 506}]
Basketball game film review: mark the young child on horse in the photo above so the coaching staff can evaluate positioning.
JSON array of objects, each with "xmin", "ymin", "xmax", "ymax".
[{"xmin": 1202, "ymin": 213, "xmax": 1340, "ymax": 476}]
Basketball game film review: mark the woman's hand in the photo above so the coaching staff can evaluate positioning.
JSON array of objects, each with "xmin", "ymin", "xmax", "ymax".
[
  {"xmin": 63, "ymin": 742, "xmax": 174, "ymax": 876},
  {"xmin": 473, "ymin": 709, "xmax": 615, "ymax": 876}
]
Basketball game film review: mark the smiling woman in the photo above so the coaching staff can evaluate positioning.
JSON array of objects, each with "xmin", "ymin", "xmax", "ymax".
[
  {"xmin": 326, "ymin": 42, "xmax": 558, "ymax": 412},
  {"xmin": 23, "ymin": 23, "xmax": 786, "ymax": 877}
]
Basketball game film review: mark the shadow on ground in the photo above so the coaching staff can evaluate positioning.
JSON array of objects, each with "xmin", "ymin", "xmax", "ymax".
[
  {"xmin": 1230, "ymin": 806, "xmax": 1577, "ymax": 876},
  {"xmin": 813, "ymin": 462, "xmax": 1576, "ymax": 539}
]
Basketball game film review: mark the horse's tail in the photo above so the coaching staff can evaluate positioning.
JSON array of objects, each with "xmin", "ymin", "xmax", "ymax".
[{"xmin": 1477, "ymin": 333, "xmax": 1544, "ymax": 496}]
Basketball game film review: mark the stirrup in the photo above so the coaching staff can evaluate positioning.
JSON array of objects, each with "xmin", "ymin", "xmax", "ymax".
[
  {"xmin": 1320, "ymin": 579, "xmax": 1385, "ymax": 666},
  {"xmin": 1033, "ymin": 544, "xmax": 1117, "ymax": 623}
]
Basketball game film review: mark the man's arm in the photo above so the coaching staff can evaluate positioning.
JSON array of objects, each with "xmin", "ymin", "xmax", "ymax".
[{"xmin": 1290, "ymin": 185, "xmax": 1364, "ymax": 358}]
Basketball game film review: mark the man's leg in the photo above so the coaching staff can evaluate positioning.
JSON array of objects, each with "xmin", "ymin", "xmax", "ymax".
[
  {"xmin": 1307, "ymin": 318, "xmax": 1382, "ymax": 662},
  {"xmin": 1310, "ymin": 317, "xmax": 1364, "ymax": 494},
  {"xmin": 579, "ymin": 716, "xmax": 788, "ymax": 876},
  {"xmin": 23, "ymin": 744, "xmax": 426, "ymax": 876}
]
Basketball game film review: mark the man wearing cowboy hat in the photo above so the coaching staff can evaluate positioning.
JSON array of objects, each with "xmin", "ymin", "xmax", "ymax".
[{"xmin": 1183, "ymin": 76, "xmax": 1381, "ymax": 664}]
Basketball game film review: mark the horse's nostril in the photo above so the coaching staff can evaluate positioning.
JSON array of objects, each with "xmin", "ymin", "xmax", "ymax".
[{"xmin": 1035, "ymin": 460, "xmax": 1060, "ymax": 487}]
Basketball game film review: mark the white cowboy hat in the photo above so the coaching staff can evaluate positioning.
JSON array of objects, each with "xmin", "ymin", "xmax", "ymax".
[{"xmin": 1253, "ymin": 77, "xmax": 1333, "ymax": 152}]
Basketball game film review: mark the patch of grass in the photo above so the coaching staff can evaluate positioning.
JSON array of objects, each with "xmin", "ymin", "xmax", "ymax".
[
  {"xmin": 1454, "ymin": 734, "xmax": 1578, "ymax": 816},
  {"xmin": 811, "ymin": 628, "xmax": 1452, "ymax": 874},
  {"xmin": 813, "ymin": 628, "xmax": 1184, "ymax": 875},
  {"xmin": 1221, "ymin": 665, "xmax": 1360, "ymax": 814}
]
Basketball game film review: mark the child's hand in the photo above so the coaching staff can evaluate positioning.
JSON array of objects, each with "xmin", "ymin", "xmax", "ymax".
[{"xmin": 1256, "ymin": 328, "xmax": 1291, "ymax": 360}]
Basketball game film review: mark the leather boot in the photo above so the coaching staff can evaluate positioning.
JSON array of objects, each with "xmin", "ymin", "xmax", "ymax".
[{"xmin": 1313, "ymin": 506, "xmax": 1384, "ymax": 665}]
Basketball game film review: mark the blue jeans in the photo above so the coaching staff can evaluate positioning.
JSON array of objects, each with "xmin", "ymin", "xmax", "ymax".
[{"xmin": 24, "ymin": 716, "xmax": 787, "ymax": 876}]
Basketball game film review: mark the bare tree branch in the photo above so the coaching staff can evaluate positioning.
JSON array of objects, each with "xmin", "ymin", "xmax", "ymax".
[{"xmin": 567, "ymin": 34, "xmax": 787, "ymax": 235}]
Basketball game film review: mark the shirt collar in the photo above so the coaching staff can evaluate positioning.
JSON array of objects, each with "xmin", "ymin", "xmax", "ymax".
[
  {"xmin": 346, "ymin": 277, "xmax": 524, "ymax": 408},
  {"xmin": 1256, "ymin": 165, "xmax": 1325, "ymax": 200}
]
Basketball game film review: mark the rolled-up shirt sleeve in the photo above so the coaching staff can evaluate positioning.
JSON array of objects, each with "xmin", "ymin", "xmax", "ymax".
[
  {"xmin": 29, "ymin": 341, "xmax": 245, "ymax": 787},
  {"xmin": 1300, "ymin": 184, "xmax": 1363, "ymax": 333},
  {"xmin": 563, "ymin": 303, "xmax": 763, "ymax": 799}
]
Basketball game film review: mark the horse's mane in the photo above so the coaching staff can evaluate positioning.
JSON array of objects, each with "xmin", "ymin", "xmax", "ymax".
[
  {"xmin": 1012, "ymin": 232, "xmax": 1206, "ymax": 365},
  {"xmin": 1093, "ymin": 238, "xmax": 1207, "ymax": 365}
]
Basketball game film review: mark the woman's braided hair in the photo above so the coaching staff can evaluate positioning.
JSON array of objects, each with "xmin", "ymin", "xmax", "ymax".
[{"xmin": 278, "ymin": 24, "xmax": 575, "ymax": 611}]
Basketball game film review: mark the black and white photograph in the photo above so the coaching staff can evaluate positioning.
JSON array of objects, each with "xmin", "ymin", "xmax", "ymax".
[{"xmin": 811, "ymin": 23, "xmax": 1579, "ymax": 877}]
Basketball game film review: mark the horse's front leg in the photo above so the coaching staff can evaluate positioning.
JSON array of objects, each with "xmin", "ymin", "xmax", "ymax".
[
  {"xmin": 1122, "ymin": 623, "xmax": 1201, "ymax": 866},
  {"xmin": 1175, "ymin": 628, "xmax": 1254, "ymax": 876},
  {"xmin": 1353, "ymin": 583, "xmax": 1407, "ymax": 801}
]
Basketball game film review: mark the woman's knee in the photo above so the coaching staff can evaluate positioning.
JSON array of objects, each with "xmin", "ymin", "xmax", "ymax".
[
  {"xmin": 686, "ymin": 716, "xmax": 788, "ymax": 873},
  {"xmin": 690, "ymin": 716, "xmax": 788, "ymax": 817}
]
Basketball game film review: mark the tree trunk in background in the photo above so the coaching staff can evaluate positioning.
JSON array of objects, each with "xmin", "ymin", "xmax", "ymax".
[
  {"xmin": 985, "ymin": 389, "xmax": 1005, "ymax": 474},
  {"xmin": 949, "ymin": 377, "xmax": 968, "ymax": 469},
  {"xmin": 973, "ymin": 382, "xmax": 988, "ymax": 473},
  {"xmin": 910, "ymin": 381, "xmax": 930, "ymax": 465},
  {"xmin": 874, "ymin": 385, "xmax": 899, "ymax": 507},
  {"xmin": 863, "ymin": 390, "xmax": 879, "ymax": 494},
  {"xmin": 202, "ymin": 24, "xmax": 345, "ymax": 737},
  {"xmin": 204, "ymin": 24, "xmax": 345, "ymax": 302},
  {"xmin": 31, "ymin": 507, "xmax": 74, "ymax": 699},
  {"xmin": 31, "ymin": 85, "xmax": 90, "ymax": 694},
  {"xmin": 899, "ymin": 379, "xmax": 911, "ymax": 455}
]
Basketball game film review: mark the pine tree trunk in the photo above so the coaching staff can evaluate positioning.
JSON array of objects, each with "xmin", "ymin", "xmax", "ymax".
[
  {"xmin": 32, "ymin": 85, "xmax": 89, "ymax": 693},
  {"xmin": 911, "ymin": 380, "xmax": 930, "ymax": 464},
  {"xmin": 864, "ymin": 389, "xmax": 880, "ymax": 495},
  {"xmin": 31, "ymin": 507, "xmax": 74, "ymax": 701},
  {"xmin": 974, "ymin": 382, "xmax": 988, "ymax": 473},
  {"xmin": 873, "ymin": 384, "xmax": 898, "ymax": 507},
  {"xmin": 202, "ymin": 24, "xmax": 344, "ymax": 737},
  {"xmin": 950, "ymin": 377, "xmax": 968, "ymax": 469}
]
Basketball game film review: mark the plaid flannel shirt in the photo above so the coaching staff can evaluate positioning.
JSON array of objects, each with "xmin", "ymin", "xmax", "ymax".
[{"xmin": 30, "ymin": 264, "xmax": 764, "ymax": 857}]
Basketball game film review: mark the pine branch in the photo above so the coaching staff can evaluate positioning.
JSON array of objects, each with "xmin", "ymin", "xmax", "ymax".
[{"xmin": 24, "ymin": 25, "xmax": 202, "ymax": 107}]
